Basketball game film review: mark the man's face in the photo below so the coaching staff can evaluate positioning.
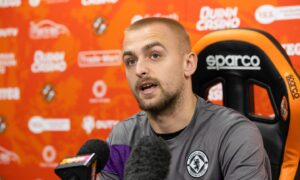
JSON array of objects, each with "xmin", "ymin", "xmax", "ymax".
[{"xmin": 122, "ymin": 23, "xmax": 186, "ymax": 112}]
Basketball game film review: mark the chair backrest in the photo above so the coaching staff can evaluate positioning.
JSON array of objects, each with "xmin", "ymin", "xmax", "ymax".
[{"xmin": 192, "ymin": 28, "xmax": 300, "ymax": 180}]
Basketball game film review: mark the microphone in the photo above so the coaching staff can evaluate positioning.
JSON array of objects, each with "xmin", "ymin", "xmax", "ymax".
[
  {"xmin": 124, "ymin": 136, "xmax": 171, "ymax": 180},
  {"xmin": 55, "ymin": 139, "xmax": 110, "ymax": 180}
]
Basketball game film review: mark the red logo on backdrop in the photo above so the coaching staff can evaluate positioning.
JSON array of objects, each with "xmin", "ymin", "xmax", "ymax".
[
  {"xmin": 29, "ymin": 20, "xmax": 70, "ymax": 39},
  {"xmin": 78, "ymin": 50, "xmax": 122, "ymax": 68}
]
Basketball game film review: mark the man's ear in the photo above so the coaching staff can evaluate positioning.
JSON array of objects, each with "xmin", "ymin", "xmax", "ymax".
[{"xmin": 183, "ymin": 52, "xmax": 198, "ymax": 77}]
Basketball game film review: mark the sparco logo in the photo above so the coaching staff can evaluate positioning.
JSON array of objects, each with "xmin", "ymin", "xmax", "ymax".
[
  {"xmin": 0, "ymin": 0, "xmax": 21, "ymax": 8},
  {"xmin": 285, "ymin": 74, "xmax": 299, "ymax": 99},
  {"xmin": 206, "ymin": 55, "xmax": 261, "ymax": 70}
]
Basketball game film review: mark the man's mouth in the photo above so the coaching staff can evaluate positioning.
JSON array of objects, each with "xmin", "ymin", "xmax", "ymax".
[{"xmin": 140, "ymin": 82, "xmax": 158, "ymax": 91}]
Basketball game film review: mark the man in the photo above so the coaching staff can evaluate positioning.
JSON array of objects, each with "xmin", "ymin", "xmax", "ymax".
[{"xmin": 100, "ymin": 17, "xmax": 271, "ymax": 179}]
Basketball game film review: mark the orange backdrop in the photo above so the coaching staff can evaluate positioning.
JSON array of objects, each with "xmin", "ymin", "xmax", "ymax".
[{"xmin": 0, "ymin": 0, "xmax": 299, "ymax": 179}]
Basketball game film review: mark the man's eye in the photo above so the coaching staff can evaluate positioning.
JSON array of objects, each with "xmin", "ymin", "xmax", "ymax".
[
  {"xmin": 125, "ymin": 58, "xmax": 137, "ymax": 66},
  {"xmin": 150, "ymin": 53, "xmax": 161, "ymax": 60}
]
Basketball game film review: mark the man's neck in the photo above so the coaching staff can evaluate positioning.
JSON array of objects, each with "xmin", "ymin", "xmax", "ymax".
[{"xmin": 147, "ymin": 93, "xmax": 197, "ymax": 134}]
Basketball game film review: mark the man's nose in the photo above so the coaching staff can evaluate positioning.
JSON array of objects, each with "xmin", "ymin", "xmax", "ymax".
[{"xmin": 135, "ymin": 59, "xmax": 148, "ymax": 77}]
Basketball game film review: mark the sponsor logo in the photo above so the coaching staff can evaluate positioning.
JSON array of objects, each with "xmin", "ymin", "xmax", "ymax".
[
  {"xmin": 0, "ymin": 116, "xmax": 7, "ymax": 133},
  {"xmin": 282, "ymin": 43, "xmax": 300, "ymax": 56},
  {"xmin": 82, "ymin": 115, "xmax": 118, "ymax": 134},
  {"xmin": 28, "ymin": 116, "xmax": 71, "ymax": 134},
  {"xmin": 285, "ymin": 73, "xmax": 299, "ymax": 99},
  {"xmin": 280, "ymin": 96, "xmax": 288, "ymax": 121},
  {"xmin": 29, "ymin": 0, "xmax": 70, "ymax": 7},
  {"xmin": 0, "ymin": 0, "xmax": 21, "ymax": 8},
  {"xmin": 0, "ymin": 87, "xmax": 20, "ymax": 101},
  {"xmin": 29, "ymin": 20, "xmax": 70, "ymax": 39},
  {"xmin": 31, "ymin": 50, "xmax": 67, "ymax": 73},
  {"xmin": 206, "ymin": 55, "xmax": 261, "ymax": 70},
  {"xmin": 131, "ymin": 13, "xmax": 179, "ymax": 24},
  {"xmin": 81, "ymin": 0, "xmax": 118, "ymax": 6},
  {"xmin": 40, "ymin": 145, "xmax": 58, "ymax": 168},
  {"xmin": 0, "ymin": 146, "xmax": 20, "ymax": 165},
  {"xmin": 0, "ymin": 53, "xmax": 17, "ymax": 74},
  {"xmin": 0, "ymin": 28, "xmax": 18, "ymax": 38},
  {"xmin": 187, "ymin": 150, "xmax": 208, "ymax": 178},
  {"xmin": 78, "ymin": 50, "xmax": 122, "ymax": 68},
  {"xmin": 41, "ymin": 83, "xmax": 56, "ymax": 102},
  {"xmin": 89, "ymin": 80, "xmax": 110, "ymax": 103},
  {"xmin": 208, "ymin": 83, "xmax": 223, "ymax": 101},
  {"xmin": 255, "ymin": 5, "xmax": 300, "ymax": 24},
  {"xmin": 196, "ymin": 6, "xmax": 240, "ymax": 31},
  {"xmin": 93, "ymin": 16, "xmax": 108, "ymax": 35}
]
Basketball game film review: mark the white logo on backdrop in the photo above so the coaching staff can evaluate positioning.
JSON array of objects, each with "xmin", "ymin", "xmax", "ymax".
[
  {"xmin": 28, "ymin": 116, "xmax": 70, "ymax": 134},
  {"xmin": 82, "ymin": 115, "xmax": 118, "ymax": 134},
  {"xmin": 40, "ymin": 145, "xmax": 58, "ymax": 168},
  {"xmin": 29, "ymin": 20, "xmax": 70, "ymax": 39},
  {"xmin": 208, "ymin": 83, "xmax": 223, "ymax": 101},
  {"xmin": 89, "ymin": 80, "xmax": 111, "ymax": 103},
  {"xmin": 0, "ymin": 87, "xmax": 20, "ymax": 100},
  {"xmin": 0, "ymin": 53, "xmax": 17, "ymax": 74},
  {"xmin": 31, "ymin": 50, "xmax": 67, "ymax": 73},
  {"xmin": 29, "ymin": 0, "xmax": 70, "ymax": 7},
  {"xmin": 206, "ymin": 55, "xmax": 261, "ymax": 70},
  {"xmin": 81, "ymin": 0, "xmax": 118, "ymax": 6},
  {"xmin": 0, "ymin": 0, "xmax": 21, "ymax": 8},
  {"xmin": 78, "ymin": 50, "xmax": 122, "ymax": 68},
  {"xmin": 131, "ymin": 13, "xmax": 179, "ymax": 24},
  {"xmin": 255, "ymin": 5, "xmax": 300, "ymax": 24},
  {"xmin": 196, "ymin": 6, "xmax": 240, "ymax": 31},
  {"xmin": 282, "ymin": 43, "xmax": 300, "ymax": 56},
  {"xmin": 0, "ymin": 28, "xmax": 18, "ymax": 38},
  {"xmin": 0, "ymin": 146, "xmax": 20, "ymax": 165}
]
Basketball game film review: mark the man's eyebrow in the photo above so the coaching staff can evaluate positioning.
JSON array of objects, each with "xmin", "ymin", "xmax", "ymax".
[
  {"xmin": 122, "ymin": 42, "xmax": 167, "ymax": 59},
  {"xmin": 122, "ymin": 51, "xmax": 134, "ymax": 59},
  {"xmin": 142, "ymin": 41, "xmax": 167, "ymax": 52}
]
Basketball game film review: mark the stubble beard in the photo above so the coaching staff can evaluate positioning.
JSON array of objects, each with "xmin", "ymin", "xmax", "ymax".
[{"xmin": 134, "ymin": 85, "xmax": 182, "ymax": 115}]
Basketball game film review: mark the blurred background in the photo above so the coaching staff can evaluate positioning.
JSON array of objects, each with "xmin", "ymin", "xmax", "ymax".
[{"xmin": 0, "ymin": 0, "xmax": 299, "ymax": 179}]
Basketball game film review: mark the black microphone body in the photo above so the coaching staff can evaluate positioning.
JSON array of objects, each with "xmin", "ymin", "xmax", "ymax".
[
  {"xmin": 124, "ymin": 136, "xmax": 171, "ymax": 180},
  {"xmin": 55, "ymin": 139, "xmax": 110, "ymax": 180}
]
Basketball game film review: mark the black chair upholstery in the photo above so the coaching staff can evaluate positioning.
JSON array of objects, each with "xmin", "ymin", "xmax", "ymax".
[{"xmin": 192, "ymin": 28, "xmax": 300, "ymax": 180}]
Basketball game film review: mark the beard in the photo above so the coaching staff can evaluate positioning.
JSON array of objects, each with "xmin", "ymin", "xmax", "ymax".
[{"xmin": 133, "ymin": 80, "xmax": 182, "ymax": 114}]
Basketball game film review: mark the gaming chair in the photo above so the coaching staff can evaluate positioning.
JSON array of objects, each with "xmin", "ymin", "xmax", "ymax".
[{"xmin": 192, "ymin": 29, "xmax": 300, "ymax": 180}]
